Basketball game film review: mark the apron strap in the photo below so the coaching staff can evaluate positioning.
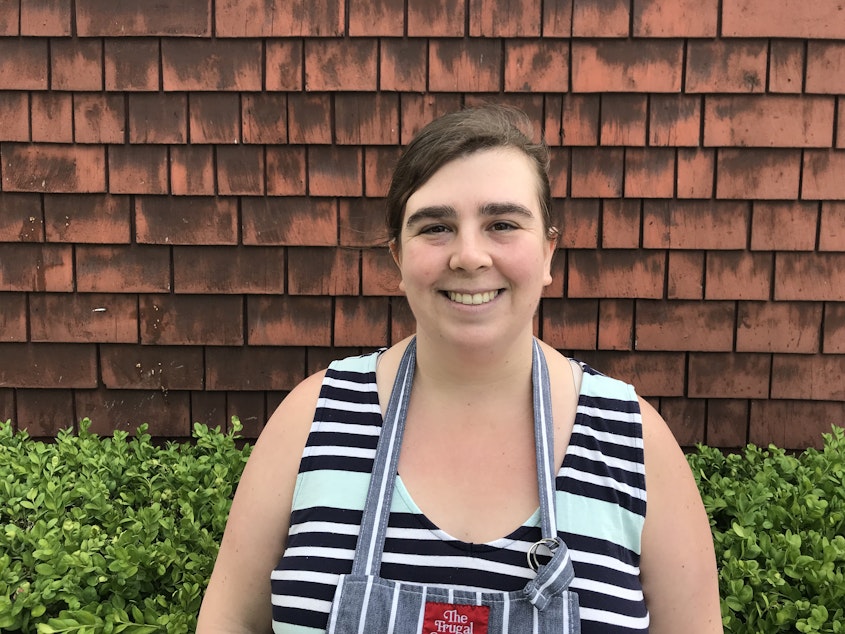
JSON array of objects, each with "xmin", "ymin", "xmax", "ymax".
[
  {"xmin": 352, "ymin": 337, "xmax": 559, "ymax": 577},
  {"xmin": 532, "ymin": 338, "xmax": 558, "ymax": 538},
  {"xmin": 352, "ymin": 338, "xmax": 417, "ymax": 576}
]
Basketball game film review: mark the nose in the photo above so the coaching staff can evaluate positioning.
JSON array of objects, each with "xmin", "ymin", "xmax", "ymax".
[{"xmin": 449, "ymin": 230, "xmax": 492, "ymax": 271}]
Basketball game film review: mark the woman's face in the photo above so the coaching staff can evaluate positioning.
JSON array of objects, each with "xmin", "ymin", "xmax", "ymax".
[{"xmin": 391, "ymin": 147, "xmax": 556, "ymax": 350}]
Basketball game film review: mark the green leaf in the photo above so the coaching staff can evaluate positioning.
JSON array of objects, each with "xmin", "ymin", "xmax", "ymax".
[{"xmin": 731, "ymin": 522, "xmax": 751, "ymax": 539}]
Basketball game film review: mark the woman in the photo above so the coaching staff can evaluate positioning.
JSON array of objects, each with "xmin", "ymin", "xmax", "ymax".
[{"xmin": 197, "ymin": 106, "xmax": 722, "ymax": 633}]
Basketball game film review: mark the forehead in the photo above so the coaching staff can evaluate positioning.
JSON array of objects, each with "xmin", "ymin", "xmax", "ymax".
[{"xmin": 404, "ymin": 148, "xmax": 542, "ymax": 217}]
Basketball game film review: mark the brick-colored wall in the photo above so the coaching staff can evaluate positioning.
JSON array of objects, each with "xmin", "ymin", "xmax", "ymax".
[{"xmin": 1, "ymin": 0, "xmax": 843, "ymax": 449}]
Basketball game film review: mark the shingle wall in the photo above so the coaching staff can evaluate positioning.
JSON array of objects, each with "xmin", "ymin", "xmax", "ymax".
[{"xmin": 0, "ymin": 0, "xmax": 844, "ymax": 448}]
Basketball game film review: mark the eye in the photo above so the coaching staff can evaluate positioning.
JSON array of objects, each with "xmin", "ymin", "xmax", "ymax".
[
  {"xmin": 419, "ymin": 224, "xmax": 451, "ymax": 235},
  {"xmin": 490, "ymin": 221, "xmax": 517, "ymax": 231}
]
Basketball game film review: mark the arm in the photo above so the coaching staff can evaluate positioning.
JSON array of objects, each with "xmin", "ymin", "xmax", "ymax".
[
  {"xmin": 638, "ymin": 397, "xmax": 723, "ymax": 633},
  {"xmin": 196, "ymin": 371, "xmax": 326, "ymax": 634}
]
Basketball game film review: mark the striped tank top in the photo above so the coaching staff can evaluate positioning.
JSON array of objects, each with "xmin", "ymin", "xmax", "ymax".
[{"xmin": 271, "ymin": 350, "xmax": 649, "ymax": 633}]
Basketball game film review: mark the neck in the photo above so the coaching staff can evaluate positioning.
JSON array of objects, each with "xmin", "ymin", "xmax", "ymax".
[{"xmin": 412, "ymin": 329, "xmax": 536, "ymax": 397}]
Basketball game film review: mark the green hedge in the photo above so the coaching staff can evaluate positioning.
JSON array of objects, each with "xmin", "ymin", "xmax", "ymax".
[
  {"xmin": 0, "ymin": 419, "xmax": 250, "ymax": 633},
  {"xmin": 689, "ymin": 426, "xmax": 845, "ymax": 633},
  {"xmin": 1, "ymin": 419, "xmax": 844, "ymax": 633}
]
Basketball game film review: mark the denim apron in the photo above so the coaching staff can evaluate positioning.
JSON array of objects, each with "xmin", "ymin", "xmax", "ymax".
[{"xmin": 325, "ymin": 338, "xmax": 581, "ymax": 634}]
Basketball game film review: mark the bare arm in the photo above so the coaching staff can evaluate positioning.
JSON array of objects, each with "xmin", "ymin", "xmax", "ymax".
[
  {"xmin": 196, "ymin": 371, "xmax": 326, "ymax": 634},
  {"xmin": 638, "ymin": 397, "xmax": 723, "ymax": 633}
]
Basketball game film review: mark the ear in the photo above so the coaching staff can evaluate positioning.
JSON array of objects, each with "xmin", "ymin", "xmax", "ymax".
[
  {"xmin": 388, "ymin": 239, "xmax": 406, "ymax": 292},
  {"xmin": 542, "ymin": 227, "xmax": 559, "ymax": 287},
  {"xmin": 388, "ymin": 239, "xmax": 401, "ymax": 267}
]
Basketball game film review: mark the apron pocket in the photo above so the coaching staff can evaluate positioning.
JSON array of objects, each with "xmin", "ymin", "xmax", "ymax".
[{"xmin": 326, "ymin": 574, "xmax": 580, "ymax": 634}]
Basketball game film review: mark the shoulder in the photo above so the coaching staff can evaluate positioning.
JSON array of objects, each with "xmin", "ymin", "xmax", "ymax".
[
  {"xmin": 637, "ymin": 396, "xmax": 696, "ymax": 509},
  {"xmin": 565, "ymin": 356, "xmax": 640, "ymax": 408},
  {"xmin": 637, "ymin": 396, "xmax": 722, "ymax": 631},
  {"xmin": 638, "ymin": 396, "xmax": 690, "ymax": 486},
  {"xmin": 261, "ymin": 369, "xmax": 326, "ymax": 442},
  {"xmin": 261, "ymin": 349, "xmax": 382, "ymax": 441},
  {"xmin": 196, "ymin": 368, "xmax": 330, "ymax": 630},
  {"xmin": 537, "ymin": 339, "xmax": 584, "ymax": 391},
  {"xmin": 374, "ymin": 337, "xmax": 415, "ymax": 409},
  {"xmin": 233, "ymin": 369, "xmax": 329, "ymax": 508}
]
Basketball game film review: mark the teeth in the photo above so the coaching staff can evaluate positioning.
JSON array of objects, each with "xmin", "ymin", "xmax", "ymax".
[{"xmin": 447, "ymin": 290, "xmax": 499, "ymax": 305}]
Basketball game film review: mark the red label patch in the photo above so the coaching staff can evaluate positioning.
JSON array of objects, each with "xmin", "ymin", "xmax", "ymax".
[{"xmin": 422, "ymin": 602, "xmax": 489, "ymax": 634}]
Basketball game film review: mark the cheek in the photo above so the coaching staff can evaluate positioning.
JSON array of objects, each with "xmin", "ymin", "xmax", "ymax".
[
  {"xmin": 510, "ymin": 250, "xmax": 554, "ymax": 289},
  {"xmin": 400, "ymin": 242, "xmax": 436, "ymax": 270},
  {"xmin": 513, "ymin": 247, "xmax": 547, "ymax": 272},
  {"xmin": 402, "ymin": 263, "xmax": 438, "ymax": 287},
  {"xmin": 395, "ymin": 248, "xmax": 436, "ymax": 291}
]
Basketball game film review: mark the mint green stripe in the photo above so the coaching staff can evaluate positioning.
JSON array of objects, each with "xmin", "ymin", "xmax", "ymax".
[
  {"xmin": 557, "ymin": 491, "xmax": 644, "ymax": 555},
  {"xmin": 292, "ymin": 470, "xmax": 370, "ymax": 512},
  {"xmin": 331, "ymin": 352, "xmax": 378, "ymax": 373},
  {"xmin": 582, "ymin": 371, "xmax": 635, "ymax": 401},
  {"xmin": 273, "ymin": 622, "xmax": 323, "ymax": 634},
  {"xmin": 293, "ymin": 473, "xmax": 644, "ymax": 553}
]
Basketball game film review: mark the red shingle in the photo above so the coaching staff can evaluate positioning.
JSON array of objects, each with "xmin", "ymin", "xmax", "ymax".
[{"xmin": 722, "ymin": 0, "xmax": 845, "ymax": 38}]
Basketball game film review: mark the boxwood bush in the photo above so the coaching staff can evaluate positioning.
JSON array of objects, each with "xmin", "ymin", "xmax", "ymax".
[
  {"xmin": 0, "ymin": 418, "xmax": 250, "ymax": 633},
  {"xmin": 688, "ymin": 425, "xmax": 845, "ymax": 633},
  {"xmin": 1, "ymin": 418, "xmax": 844, "ymax": 632}
]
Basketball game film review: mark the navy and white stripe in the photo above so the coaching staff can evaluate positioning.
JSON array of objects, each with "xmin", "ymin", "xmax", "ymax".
[{"xmin": 272, "ymin": 352, "xmax": 648, "ymax": 634}]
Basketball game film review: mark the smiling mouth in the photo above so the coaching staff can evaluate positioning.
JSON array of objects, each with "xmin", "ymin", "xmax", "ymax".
[{"xmin": 446, "ymin": 290, "xmax": 500, "ymax": 305}]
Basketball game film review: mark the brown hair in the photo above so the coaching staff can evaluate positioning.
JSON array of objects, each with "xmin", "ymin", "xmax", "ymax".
[{"xmin": 385, "ymin": 105, "xmax": 553, "ymax": 244}]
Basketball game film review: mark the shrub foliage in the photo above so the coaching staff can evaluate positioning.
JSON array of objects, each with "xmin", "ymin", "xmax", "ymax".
[
  {"xmin": 1, "ymin": 419, "xmax": 844, "ymax": 632},
  {"xmin": 0, "ymin": 419, "xmax": 250, "ymax": 633},
  {"xmin": 689, "ymin": 426, "xmax": 845, "ymax": 633}
]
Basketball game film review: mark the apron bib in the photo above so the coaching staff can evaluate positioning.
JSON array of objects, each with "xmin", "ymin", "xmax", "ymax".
[{"xmin": 326, "ymin": 338, "xmax": 581, "ymax": 634}]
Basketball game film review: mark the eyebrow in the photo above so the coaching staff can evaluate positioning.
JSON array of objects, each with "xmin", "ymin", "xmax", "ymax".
[
  {"xmin": 480, "ymin": 202, "xmax": 535, "ymax": 219},
  {"xmin": 404, "ymin": 202, "xmax": 536, "ymax": 228},
  {"xmin": 404, "ymin": 205, "xmax": 456, "ymax": 228}
]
